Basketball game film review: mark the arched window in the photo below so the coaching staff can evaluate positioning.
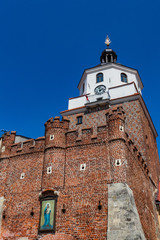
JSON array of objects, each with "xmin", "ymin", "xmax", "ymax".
[
  {"xmin": 96, "ymin": 73, "xmax": 103, "ymax": 83},
  {"xmin": 121, "ymin": 73, "xmax": 128, "ymax": 83}
]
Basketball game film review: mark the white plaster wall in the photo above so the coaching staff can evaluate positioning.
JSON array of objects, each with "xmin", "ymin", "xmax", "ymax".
[
  {"xmin": 83, "ymin": 68, "xmax": 141, "ymax": 96},
  {"xmin": 69, "ymin": 82, "xmax": 138, "ymax": 110},
  {"xmin": 15, "ymin": 136, "xmax": 30, "ymax": 143},
  {"xmin": 68, "ymin": 95, "xmax": 87, "ymax": 110},
  {"xmin": 69, "ymin": 66, "xmax": 142, "ymax": 110},
  {"xmin": 109, "ymin": 83, "xmax": 137, "ymax": 100},
  {"xmin": 80, "ymin": 76, "xmax": 87, "ymax": 95}
]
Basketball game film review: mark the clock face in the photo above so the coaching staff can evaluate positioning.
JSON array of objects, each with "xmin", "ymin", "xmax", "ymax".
[{"xmin": 94, "ymin": 85, "xmax": 106, "ymax": 95}]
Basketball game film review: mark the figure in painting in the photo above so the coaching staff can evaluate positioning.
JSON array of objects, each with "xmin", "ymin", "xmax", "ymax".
[{"xmin": 42, "ymin": 203, "xmax": 52, "ymax": 229}]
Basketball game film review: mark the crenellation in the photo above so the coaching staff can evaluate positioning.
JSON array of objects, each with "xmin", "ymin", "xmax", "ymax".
[
  {"xmin": 82, "ymin": 127, "xmax": 92, "ymax": 134},
  {"xmin": 66, "ymin": 130, "xmax": 78, "ymax": 147},
  {"xmin": 11, "ymin": 142, "xmax": 21, "ymax": 153},
  {"xmin": 8, "ymin": 137, "xmax": 45, "ymax": 155},
  {"xmin": 0, "ymin": 131, "xmax": 16, "ymax": 155},
  {"xmin": 45, "ymin": 116, "xmax": 70, "ymax": 130},
  {"xmin": 125, "ymin": 133, "xmax": 150, "ymax": 178}
]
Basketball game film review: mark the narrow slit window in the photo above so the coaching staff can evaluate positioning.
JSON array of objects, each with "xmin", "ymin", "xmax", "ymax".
[{"xmin": 82, "ymin": 83, "xmax": 85, "ymax": 94}]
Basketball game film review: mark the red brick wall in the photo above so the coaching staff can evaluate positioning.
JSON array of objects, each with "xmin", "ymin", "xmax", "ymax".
[
  {"xmin": 0, "ymin": 139, "xmax": 45, "ymax": 240},
  {"xmin": 0, "ymin": 99, "xmax": 159, "ymax": 240},
  {"xmin": 126, "ymin": 146, "xmax": 159, "ymax": 240},
  {"xmin": 123, "ymin": 100, "xmax": 160, "ymax": 185}
]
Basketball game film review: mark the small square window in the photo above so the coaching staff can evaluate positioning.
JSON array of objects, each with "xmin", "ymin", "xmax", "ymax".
[
  {"xmin": 1, "ymin": 146, "xmax": 5, "ymax": 153},
  {"xmin": 47, "ymin": 166, "xmax": 52, "ymax": 174},
  {"xmin": 119, "ymin": 126, "xmax": 124, "ymax": 132},
  {"xmin": 115, "ymin": 159, "xmax": 121, "ymax": 166},
  {"xmin": 77, "ymin": 116, "xmax": 83, "ymax": 124},
  {"xmin": 50, "ymin": 135, "xmax": 54, "ymax": 140},
  {"xmin": 20, "ymin": 173, "xmax": 25, "ymax": 179},
  {"xmin": 80, "ymin": 163, "xmax": 86, "ymax": 171}
]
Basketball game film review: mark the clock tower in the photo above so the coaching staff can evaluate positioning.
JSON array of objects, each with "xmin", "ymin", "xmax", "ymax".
[{"xmin": 62, "ymin": 36, "xmax": 143, "ymax": 116}]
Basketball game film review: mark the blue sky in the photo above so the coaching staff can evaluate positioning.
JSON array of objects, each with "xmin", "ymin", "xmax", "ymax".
[{"xmin": 0, "ymin": 0, "xmax": 160, "ymax": 153}]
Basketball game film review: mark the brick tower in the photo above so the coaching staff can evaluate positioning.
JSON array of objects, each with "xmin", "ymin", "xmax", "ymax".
[{"xmin": 0, "ymin": 36, "xmax": 160, "ymax": 240}]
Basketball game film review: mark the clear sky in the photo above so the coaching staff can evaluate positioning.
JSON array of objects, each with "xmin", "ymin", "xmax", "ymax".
[{"xmin": 0, "ymin": 0, "xmax": 160, "ymax": 153}]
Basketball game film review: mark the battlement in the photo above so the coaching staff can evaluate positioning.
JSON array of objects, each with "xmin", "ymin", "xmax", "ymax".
[
  {"xmin": 65, "ymin": 106, "xmax": 127, "ymax": 146},
  {"xmin": 125, "ymin": 132, "xmax": 149, "ymax": 177},
  {"xmin": 0, "ymin": 131, "xmax": 17, "ymax": 156},
  {"xmin": 0, "ymin": 136, "xmax": 45, "ymax": 156},
  {"xmin": 45, "ymin": 116, "xmax": 70, "ymax": 130},
  {"xmin": 106, "ymin": 105, "xmax": 126, "ymax": 144},
  {"xmin": 1, "ymin": 131, "xmax": 16, "ymax": 143},
  {"xmin": 44, "ymin": 116, "xmax": 69, "ymax": 149},
  {"xmin": 66, "ymin": 125, "xmax": 107, "ymax": 147},
  {"xmin": 107, "ymin": 105, "xmax": 125, "ymax": 121}
]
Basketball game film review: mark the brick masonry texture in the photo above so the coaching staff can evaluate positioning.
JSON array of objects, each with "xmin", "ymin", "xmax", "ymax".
[{"xmin": 0, "ymin": 99, "xmax": 160, "ymax": 240}]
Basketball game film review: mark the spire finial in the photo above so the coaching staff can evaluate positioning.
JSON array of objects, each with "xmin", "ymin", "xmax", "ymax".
[{"xmin": 105, "ymin": 35, "xmax": 111, "ymax": 48}]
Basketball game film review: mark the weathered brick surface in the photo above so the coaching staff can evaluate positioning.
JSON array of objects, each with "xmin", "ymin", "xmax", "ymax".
[
  {"xmin": 0, "ymin": 99, "xmax": 159, "ymax": 239},
  {"xmin": 39, "ymin": 233, "xmax": 75, "ymax": 239},
  {"xmin": 123, "ymin": 100, "xmax": 160, "ymax": 185}
]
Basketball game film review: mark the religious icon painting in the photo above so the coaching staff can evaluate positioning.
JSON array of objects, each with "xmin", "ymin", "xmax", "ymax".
[{"xmin": 39, "ymin": 191, "xmax": 57, "ymax": 233}]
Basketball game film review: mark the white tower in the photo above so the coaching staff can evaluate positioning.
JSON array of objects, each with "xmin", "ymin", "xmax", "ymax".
[{"xmin": 62, "ymin": 36, "xmax": 143, "ymax": 116}]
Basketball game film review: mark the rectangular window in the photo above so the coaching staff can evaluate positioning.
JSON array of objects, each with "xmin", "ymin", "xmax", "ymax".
[{"xmin": 77, "ymin": 116, "xmax": 83, "ymax": 124}]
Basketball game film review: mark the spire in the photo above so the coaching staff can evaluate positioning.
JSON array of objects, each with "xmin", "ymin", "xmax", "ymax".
[
  {"xmin": 100, "ymin": 35, "xmax": 117, "ymax": 64},
  {"xmin": 105, "ymin": 35, "xmax": 111, "ymax": 48}
]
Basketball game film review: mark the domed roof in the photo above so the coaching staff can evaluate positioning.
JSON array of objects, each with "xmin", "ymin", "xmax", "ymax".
[{"xmin": 100, "ymin": 48, "xmax": 117, "ymax": 64}]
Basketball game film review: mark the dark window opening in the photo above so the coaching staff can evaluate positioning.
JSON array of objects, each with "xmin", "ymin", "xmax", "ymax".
[
  {"xmin": 121, "ymin": 73, "xmax": 128, "ymax": 83},
  {"xmin": 82, "ymin": 83, "xmax": 85, "ymax": 94},
  {"xmin": 77, "ymin": 116, "xmax": 83, "ymax": 124},
  {"xmin": 96, "ymin": 73, "xmax": 103, "ymax": 83},
  {"xmin": 97, "ymin": 97, "xmax": 103, "ymax": 101},
  {"xmin": 116, "ymin": 160, "xmax": 120, "ymax": 165},
  {"xmin": 108, "ymin": 55, "xmax": 111, "ymax": 62}
]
